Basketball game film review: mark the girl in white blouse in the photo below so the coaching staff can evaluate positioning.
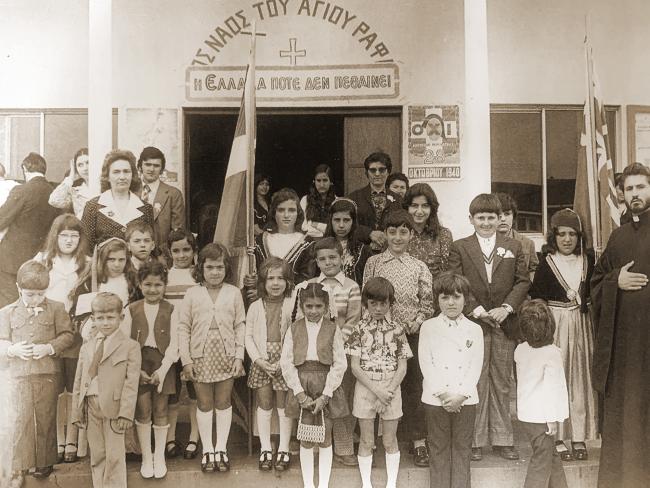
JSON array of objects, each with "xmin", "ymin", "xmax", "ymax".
[{"xmin": 49, "ymin": 148, "xmax": 94, "ymax": 219}]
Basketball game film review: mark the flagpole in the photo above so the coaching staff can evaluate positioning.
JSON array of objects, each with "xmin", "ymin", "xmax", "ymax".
[
  {"xmin": 247, "ymin": 21, "xmax": 257, "ymax": 274},
  {"xmin": 583, "ymin": 15, "xmax": 601, "ymax": 253}
]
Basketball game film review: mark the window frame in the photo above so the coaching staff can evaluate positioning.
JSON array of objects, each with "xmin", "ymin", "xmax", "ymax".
[{"xmin": 0, "ymin": 112, "xmax": 45, "ymax": 178}]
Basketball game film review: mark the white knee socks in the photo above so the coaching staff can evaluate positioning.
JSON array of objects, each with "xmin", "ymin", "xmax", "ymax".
[
  {"xmin": 196, "ymin": 408, "xmax": 214, "ymax": 454},
  {"xmin": 358, "ymin": 454, "xmax": 373, "ymax": 488},
  {"xmin": 135, "ymin": 420, "xmax": 154, "ymax": 478},
  {"xmin": 153, "ymin": 424, "xmax": 169, "ymax": 479},
  {"xmin": 257, "ymin": 407, "xmax": 273, "ymax": 452},
  {"xmin": 385, "ymin": 451, "xmax": 400, "ymax": 488},
  {"xmin": 300, "ymin": 446, "xmax": 315, "ymax": 488},
  {"xmin": 215, "ymin": 406, "xmax": 232, "ymax": 452},
  {"xmin": 277, "ymin": 408, "xmax": 292, "ymax": 452},
  {"xmin": 318, "ymin": 445, "xmax": 333, "ymax": 488}
]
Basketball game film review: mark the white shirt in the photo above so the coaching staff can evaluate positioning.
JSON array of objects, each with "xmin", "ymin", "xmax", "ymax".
[
  {"xmin": 305, "ymin": 318, "xmax": 323, "ymax": 361},
  {"xmin": 266, "ymin": 232, "xmax": 304, "ymax": 259},
  {"xmin": 143, "ymin": 302, "xmax": 160, "ymax": 348},
  {"xmin": 99, "ymin": 275, "xmax": 129, "ymax": 306},
  {"xmin": 419, "ymin": 313, "xmax": 484, "ymax": 406},
  {"xmin": 476, "ymin": 233, "xmax": 496, "ymax": 283},
  {"xmin": 33, "ymin": 253, "xmax": 81, "ymax": 312},
  {"xmin": 515, "ymin": 342, "xmax": 569, "ymax": 423}
]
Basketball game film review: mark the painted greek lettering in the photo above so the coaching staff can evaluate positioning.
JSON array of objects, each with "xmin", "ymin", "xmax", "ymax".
[
  {"xmin": 278, "ymin": 0, "xmax": 291, "ymax": 15},
  {"xmin": 257, "ymin": 77, "xmax": 266, "ymax": 89},
  {"xmin": 297, "ymin": 0, "xmax": 311, "ymax": 16},
  {"xmin": 215, "ymin": 26, "xmax": 233, "ymax": 44},
  {"xmin": 322, "ymin": 2, "xmax": 331, "ymax": 20},
  {"xmin": 267, "ymin": 0, "xmax": 278, "ymax": 17},
  {"xmin": 371, "ymin": 42, "xmax": 389, "ymax": 58},
  {"xmin": 205, "ymin": 35, "xmax": 224, "ymax": 53},
  {"xmin": 312, "ymin": 0, "xmax": 325, "ymax": 17},
  {"xmin": 194, "ymin": 49, "xmax": 215, "ymax": 64},
  {"xmin": 352, "ymin": 21, "xmax": 369, "ymax": 36},
  {"xmin": 225, "ymin": 16, "xmax": 242, "ymax": 35},
  {"xmin": 236, "ymin": 10, "xmax": 251, "ymax": 28},
  {"xmin": 252, "ymin": 2, "xmax": 265, "ymax": 19},
  {"xmin": 341, "ymin": 10, "xmax": 356, "ymax": 29},
  {"xmin": 205, "ymin": 75, "xmax": 215, "ymax": 90},
  {"xmin": 194, "ymin": 78, "xmax": 203, "ymax": 91},
  {"xmin": 238, "ymin": 78, "xmax": 245, "ymax": 90},
  {"xmin": 359, "ymin": 32, "xmax": 377, "ymax": 50},
  {"xmin": 328, "ymin": 6, "xmax": 343, "ymax": 24}
]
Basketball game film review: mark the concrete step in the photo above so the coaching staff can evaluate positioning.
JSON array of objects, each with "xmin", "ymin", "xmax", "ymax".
[{"xmin": 25, "ymin": 442, "xmax": 600, "ymax": 488}]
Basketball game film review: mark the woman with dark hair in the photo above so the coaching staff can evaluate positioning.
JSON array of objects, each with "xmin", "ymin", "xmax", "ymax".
[
  {"xmin": 529, "ymin": 209, "xmax": 597, "ymax": 462},
  {"xmin": 323, "ymin": 198, "xmax": 372, "ymax": 287},
  {"xmin": 251, "ymin": 188, "xmax": 313, "ymax": 285},
  {"xmin": 81, "ymin": 149, "xmax": 154, "ymax": 250},
  {"xmin": 402, "ymin": 183, "xmax": 453, "ymax": 279},
  {"xmin": 49, "ymin": 148, "xmax": 94, "ymax": 218},
  {"xmin": 254, "ymin": 174, "xmax": 271, "ymax": 235},
  {"xmin": 300, "ymin": 164, "xmax": 337, "ymax": 238}
]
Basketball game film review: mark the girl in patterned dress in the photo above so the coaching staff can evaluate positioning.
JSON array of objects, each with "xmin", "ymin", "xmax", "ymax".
[
  {"xmin": 280, "ymin": 283, "xmax": 349, "ymax": 488},
  {"xmin": 245, "ymin": 257, "xmax": 295, "ymax": 471},
  {"xmin": 178, "ymin": 243, "xmax": 246, "ymax": 473}
]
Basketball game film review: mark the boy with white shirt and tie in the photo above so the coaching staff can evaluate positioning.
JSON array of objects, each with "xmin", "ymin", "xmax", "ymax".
[
  {"xmin": 448, "ymin": 194, "xmax": 529, "ymax": 461},
  {"xmin": 71, "ymin": 292, "xmax": 141, "ymax": 488},
  {"xmin": 419, "ymin": 272, "xmax": 483, "ymax": 488}
]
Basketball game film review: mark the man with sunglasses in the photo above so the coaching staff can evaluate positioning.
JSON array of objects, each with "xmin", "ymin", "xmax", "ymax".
[{"xmin": 347, "ymin": 152, "xmax": 402, "ymax": 251}]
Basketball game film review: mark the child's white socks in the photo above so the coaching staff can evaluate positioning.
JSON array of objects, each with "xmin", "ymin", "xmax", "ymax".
[
  {"xmin": 135, "ymin": 420, "xmax": 154, "ymax": 478},
  {"xmin": 196, "ymin": 408, "xmax": 214, "ymax": 454},
  {"xmin": 215, "ymin": 406, "xmax": 232, "ymax": 452},
  {"xmin": 257, "ymin": 407, "xmax": 273, "ymax": 452},
  {"xmin": 153, "ymin": 424, "xmax": 169, "ymax": 479},
  {"xmin": 318, "ymin": 445, "xmax": 333, "ymax": 488},
  {"xmin": 358, "ymin": 454, "xmax": 373, "ymax": 488},
  {"xmin": 277, "ymin": 408, "xmax": 292, "ymax": 452},
  {"xmin": 385, "ymin": 451, "xmax": 401, "ymax": 488},
  {"xmin": 300, "ymin": 446, "xmax": 315, "ymax": 488}
]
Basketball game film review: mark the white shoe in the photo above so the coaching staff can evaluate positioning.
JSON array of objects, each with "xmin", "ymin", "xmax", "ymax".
[
  {"xmin": 140, "ymin": 458, "xmax": 154, "ymax": 479},
  {"xmin": 153, "ymin": 458, "xmax": 167, "ymax": 479}
]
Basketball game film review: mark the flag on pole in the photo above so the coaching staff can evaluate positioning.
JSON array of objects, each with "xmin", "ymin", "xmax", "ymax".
[
  {"xmin": 214, "ymin": 30, "xmax": 256, "ymax": 286},
  {"xmin": 573, "ymin": 34, "xmax": 619, "ymax": 255}
]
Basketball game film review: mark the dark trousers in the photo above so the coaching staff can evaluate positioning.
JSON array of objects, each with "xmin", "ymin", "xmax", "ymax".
[
  {"xmin": 402, "ymin": 333, "xmax": 426, "ymax": 441},
  {"xmin": 425, "ymin": 404, "xmax": 476, "ymax": 488},
  {"xmin": 0, "ymin": 270, "xmax": 18, "ymax": 309},
  {"xmin": 521, "ymin": 422, "xmax": 568, "ymax": 488}
]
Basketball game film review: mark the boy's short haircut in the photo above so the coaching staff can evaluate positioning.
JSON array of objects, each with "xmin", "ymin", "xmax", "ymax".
[
  {"xmin": 518, "ymin": 299, "xmax": 556, "ymax": 348},
  {"xmin": 494, "ymin": 192, "xmax": 518, "ymax": 219},
  {"xmin": 257, "ymin": 256, "xmax": 294, "ymax": 298},
  {"xmin": 167, "ymin": 228, "xmax": 197, "ymax": 251},
  {"xmin": 386, "ymin": 172, "xmax": 409, "ymax": 189},
  {"xmin": 469, "ymin": 193, "xmax": 502, "ymax": 216},
  {"xmin": 313, "ymin": 237, "xmax": 343, "ymax": 256},
  {"xmin": 16, "ymin": 260, "xmax": 50, "ymax": 290},
  {"xmin": 125, "ymin": 221, "xmax": 155, "ymax": 242},
  {"xmin": 91, "ymin": 292, "xmax": 124, "ymax": 314},
  {"xmin": 432, "ymin": 272, "xmax": 470, "ymax": 303},
  {"xmin": 137, "ymin": 261, "xmax": 168, "ymax": 285},
  {"xmin": 362, "ymin": 277, "xmax": 396, "ymax": 307},
  {"xmin": 382, "ymin": 208, "xmax": 415, "ymax": 232}
]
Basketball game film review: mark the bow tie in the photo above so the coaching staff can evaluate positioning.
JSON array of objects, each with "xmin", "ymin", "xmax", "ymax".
[{"xmin": 27, "ymin": 306, "xmax": 44, "ymax": 316}]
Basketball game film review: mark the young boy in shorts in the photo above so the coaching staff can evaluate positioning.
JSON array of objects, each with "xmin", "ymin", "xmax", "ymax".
[{"xmin": 349, "ymin": 277, "xmax": 412, "ymax": 488}]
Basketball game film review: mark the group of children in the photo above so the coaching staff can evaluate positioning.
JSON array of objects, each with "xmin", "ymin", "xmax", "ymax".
[{"xmin": 1, "ymin": 191, "xmax": 572, "ymax": 488}]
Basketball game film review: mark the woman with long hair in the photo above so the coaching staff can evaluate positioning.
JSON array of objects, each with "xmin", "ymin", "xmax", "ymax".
[
  {"xmin": 300, "ymin": 164, "xmax": 337, "ymax": 238},
  {"xmin": 49, "ymin": 148, "xmax": 95, "ymax": 219}
]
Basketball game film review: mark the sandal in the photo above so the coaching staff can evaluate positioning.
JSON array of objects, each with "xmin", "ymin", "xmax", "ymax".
[
  {"xmin": 63, "ymin": 443, "xmax": 78, "ymax": 463},
  {"xmin": 165, "ymin": 440, "xmax": 182, "ymax": 459},
  {"xmin": 201, "ymin": 452, "xmax": 215, "ymax": 472},
  {"xmin": 274, "ymin": 451, "xmax": 290, "ymax": 471},
  {"xmin": 555, "ymin": 441, "xmax": 573, "ymax": 461},
  {"xmin": 572, "ymin": 442, "xmax": 588, "ymax": 461},
  {"xmin": 184, "ymin": 440, "xmax": 199, "ymax": 460},
  {"xmin": 215, "ymin": 451, "xmax": 230, "ymax": 472},
  {"xmin": 259, "ymin": 450, "xmax": 273, "ymax": 471},
  {"xmin": 56, "ymin": 445, "xmax": 65, "ymax": 464}
]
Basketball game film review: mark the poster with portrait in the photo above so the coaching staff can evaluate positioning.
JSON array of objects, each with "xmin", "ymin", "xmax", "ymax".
[{"xmin": 407, "ymin": 105, "xmax": 460, "ymax": 181}]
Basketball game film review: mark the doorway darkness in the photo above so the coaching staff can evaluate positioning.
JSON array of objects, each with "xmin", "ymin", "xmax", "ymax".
[{"xmin": 186, "ymin": 112, "xmax": 344, "ymax": 241}]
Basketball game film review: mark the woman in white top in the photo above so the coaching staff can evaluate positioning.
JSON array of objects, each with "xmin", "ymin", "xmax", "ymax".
[
  {"xmin": 49, "ymin": 148, "xmax": 95, "ymax": 219},
  {"xmin": 300, "ymin": 164, "xmax": 338, "ymax": 238},
  {"xmin": 529, "ymin": 209, "xmax": 597, "ymax": 462}
]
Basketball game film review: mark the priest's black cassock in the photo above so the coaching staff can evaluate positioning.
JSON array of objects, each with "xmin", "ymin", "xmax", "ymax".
[{"xmin": 591, "ymin": 211, "xmax": 650, "ymax": 488}]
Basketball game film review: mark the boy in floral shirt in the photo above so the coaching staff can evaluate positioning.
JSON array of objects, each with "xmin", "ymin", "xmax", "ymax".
[{"xmin": 349, "ymin": 277, "xmax": 412, "ymax": 488}]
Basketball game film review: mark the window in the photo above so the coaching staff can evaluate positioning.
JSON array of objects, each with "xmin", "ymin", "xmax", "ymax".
[
  {"xmin": 0, "ymin": 114, "xmax": 43, "ymax": 180},
  {"xmin": 490, "ymin": 105, "xmax": 618, "ymax": 236}
]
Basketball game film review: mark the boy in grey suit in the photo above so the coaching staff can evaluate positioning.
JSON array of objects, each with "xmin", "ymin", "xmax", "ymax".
[{"xmin": 448, "ymin": 194, "xmax": 530, "ymax": 461}]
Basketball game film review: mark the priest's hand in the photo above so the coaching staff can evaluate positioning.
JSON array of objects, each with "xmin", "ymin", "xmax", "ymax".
[{"xmin": 618, "ymin": 261, "xmax": 648, "ymax": 291}]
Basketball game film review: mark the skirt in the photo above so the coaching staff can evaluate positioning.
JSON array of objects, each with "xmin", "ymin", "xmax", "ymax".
[
  {"xmin": 550, "ymin": 306, "xmax": 599, "ymax": 442},
  {"xmin": 285, "ymin": 361, "xmax": 349, "ymax": 420},
  {"xmin": 194, "ymin": 328, "xmax": 234, "ymax": 383},
  {"xmin": 139, "ymin": 347, "xmax": 176, "ymax": 395},
  {"xmin": 247, "ymin": 342, "xmax": 288, "ymax": 391}
]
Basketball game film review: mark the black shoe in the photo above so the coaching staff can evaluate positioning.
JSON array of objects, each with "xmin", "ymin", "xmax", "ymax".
[
  {"xmin": 555, "ymin": 441, "xmax": 573, "ymax": 461},
  {"xmin": 334, "ymin": 454, "xmax": 359, "ymax": 466},
  {"xmin": 63, "ymin": 443, "xmax": 78, "ymax": 463},
  {"xmin": 184, "ymin": 440, "xmax": 199, "ymax": 460},
  {"xmin": 572, "ymin": 442, "xmax": 588, "ymax": 461},
  {"xmin": 165, "ymin": 440, "xmax": 183, "ymax": 458},
  {"xmin": 413, "ymin": 445, "xmax": 429, "ymax": 467},
  {"xmin": 201, "ymin": 452, "xmax": 215, "ymax": 472},
  {"xmin": 493, "ymin": 445, "xmax": 520, "ymax": 460},
  {"xmin": 259, "ymin": 451, "xmax": 273, "ymax": 471},
  {"xmin": 274, "ymin": 451, "xmax": 291, "ymax": 471},
  {"xmin": 471, "ymin": 447, "xmax": 483, "ymax": 461},
  {"xmin": 126, "ymin": 452, "xmax": 142, "ymax": 462},
  {"xmin": 216, "ymin": 451, "xmax": 230, "ymax": 472},
  {"xmin": 32, "ymin": 466, "xmax": 54, "ymax": 479}
]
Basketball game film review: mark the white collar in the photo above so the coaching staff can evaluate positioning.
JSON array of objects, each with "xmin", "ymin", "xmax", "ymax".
[
  {"xmin": 97, "ymin": 190, "xmax": 145, "ymax": 226},
  {"xmin": 316, "ymin": 272, "xmax": 346, "ymax": 287},
  {"xmin": 51, "ymin": 255, "xmax": 79, "ymax": 274},
  {"xmin": 24, "ymin": 171, "xmax": 44, "ymax": 182},
  {"xmin": 306, "ymin": 317, "xmax": 323, "ymax": 328},
  {"xmin": 442, "ymin": 313, "xmax": 465, "ymax": 327}
]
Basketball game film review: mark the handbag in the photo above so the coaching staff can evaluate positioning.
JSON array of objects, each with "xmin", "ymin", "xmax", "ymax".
[{"xmin": 296, "ymin": 408, "xmax": 325, "ymax": 444}]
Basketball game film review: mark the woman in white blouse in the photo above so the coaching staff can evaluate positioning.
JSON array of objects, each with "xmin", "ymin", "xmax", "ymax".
[{"xmin": 49, "ymin": 148, "xmax": 95, "ymax": 219}]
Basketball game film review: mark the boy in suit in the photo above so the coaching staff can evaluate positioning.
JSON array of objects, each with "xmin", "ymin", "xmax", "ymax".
[
  {"xmin": 71, "ymin": 292, "xmax": 141, "ymax": 488},
  {"xmin": 448, "ymin": 194, "xmax": 529, "ymax": 461}
]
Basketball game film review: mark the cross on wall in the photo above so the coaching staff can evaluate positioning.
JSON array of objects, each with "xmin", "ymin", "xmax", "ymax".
[{"xmin": 280, "ymin": 38, "xmax": 306, "ymax": 66}]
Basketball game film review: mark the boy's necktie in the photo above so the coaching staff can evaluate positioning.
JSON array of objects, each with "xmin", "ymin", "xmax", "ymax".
[{"xmin": 88, "ymin": 336, "xmax": 105, "ymax": 379}]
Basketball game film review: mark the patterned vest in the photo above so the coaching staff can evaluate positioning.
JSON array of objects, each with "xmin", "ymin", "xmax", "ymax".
[
  {"xmin": 291, "ymin": 317, "xmax": 335, "ymax": 366},
  {"xmin": 129, "ymin": 299, "xmax": 174, "ymax": 353}
]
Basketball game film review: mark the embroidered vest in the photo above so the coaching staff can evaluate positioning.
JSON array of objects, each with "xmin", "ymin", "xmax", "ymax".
[
  {"xmin": 291, "ymin": 317, "xmax": 336, "ymax": 366},
  {"xmin": 129, "ymin": 299, "xmax": 173, "ymax": 353}
]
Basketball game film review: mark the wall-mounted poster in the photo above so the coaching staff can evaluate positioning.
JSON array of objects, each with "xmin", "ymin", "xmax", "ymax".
[{"xmin": 407, "ymin": 105, "xmax": 460, "ymax": 181}]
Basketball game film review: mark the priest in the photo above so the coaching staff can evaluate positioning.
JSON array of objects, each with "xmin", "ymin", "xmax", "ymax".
[{"xmin": 591, "ymin": 162, "xmax": 650, "ymax": 488}]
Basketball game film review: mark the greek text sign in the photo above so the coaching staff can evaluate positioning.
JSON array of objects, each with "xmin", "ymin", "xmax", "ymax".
[{"xmin": 186, "ymin": 64, "xmax": 399, "ymax": 102}]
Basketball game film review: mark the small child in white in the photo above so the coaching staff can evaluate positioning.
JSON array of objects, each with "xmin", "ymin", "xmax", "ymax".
[
  {"xmin": 419, "ymin": 272, "xmax": 483, "ymax": 488},
  {"xmin": 515, "ymin": 299, "xmax": 569, "ymax": 488}
]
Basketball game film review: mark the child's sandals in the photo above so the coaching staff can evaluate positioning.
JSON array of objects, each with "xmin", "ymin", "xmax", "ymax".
[
  {"xmin": 201, "ymin": 452, "xmax": 216, "ymax": 472},
  {"xmin": 274, "ymin": 451, "xmax": 291, "ymax": 471},
  {"xmin": 165, "ymin": 440, "xmax": 182, "ymax": 458},
  {"xmin": 63, "ymin": 443, "xmax": 78, "ymax": 463},
  {"xmin": 184, "ymin": 440, "xmax": 199, "ymax": 459},
  {"xmin": 215, "ymin": 451, "xmax": 230, "ymax": 472},
  {"xmin": 258, "ymin": 450, "xmax": 273, "ymax": 471},
  {"xmin": 554, "ymin": 441, "xmax": 573, "ymax": 461}
]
